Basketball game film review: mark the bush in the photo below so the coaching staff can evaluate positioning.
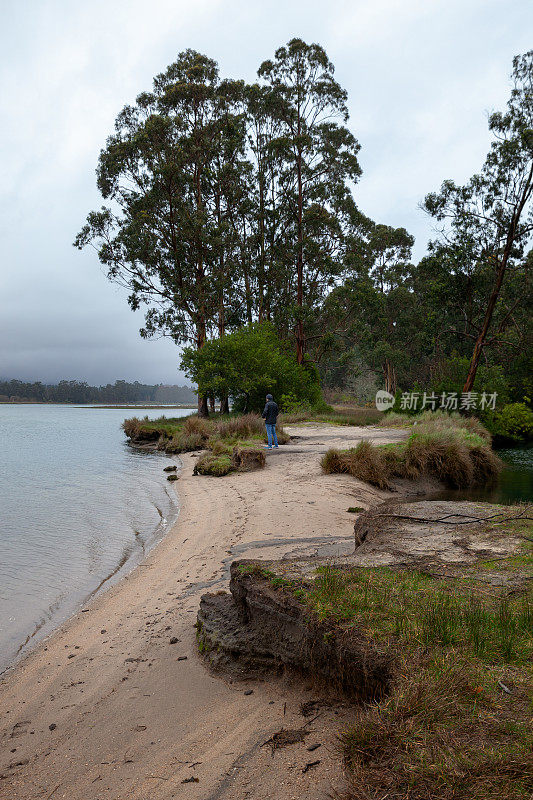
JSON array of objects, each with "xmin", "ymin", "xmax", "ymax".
[
  {"xmin": 231, "ymin": 444, "xmax": 266, "ymax": 472},
  {"xmin": 484, "ymin": 402, "xmax": 533, "ymax": 444},
  {"xmin": 122, "ymin": 416, "xmax": 143, "ymax": 438},
  {"xmin": 123, "ymin": 410, "xmax": 290, "ymax": 470},
  {"xmin": 321, "ymin": 448, "xmax": 350, "ymax": 475},
  {"xmin": 215, "ymin": 413, "xmax": 265, "ymax": 440},
  {"xmin": 180, "ymin": 322, "xmax": 324, "ymax": 414},
  {"xmin": 322, "ymin": 442, "xmax": 390, "ymax": 489},
  {"xmin": 164, "ymin": 431, "xmax": 206, "ymax": 453},
  {"xmin": 432, "ymin": 355, "xmax": 510, "ymax": 402}
]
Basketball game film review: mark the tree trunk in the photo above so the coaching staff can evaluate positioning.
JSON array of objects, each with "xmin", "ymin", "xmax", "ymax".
[
  {"xmin": 463, "ymin": 163, "xmax": 533, "ymax": 391},
  {"xmin": 295, "ymin": 146, "xmax": 304, "ymax": 364},
  {"xmin": 209, "ymin": 395, "xmax": 216, "ymax": 413},
  {"xmin": 383, "ymin": 360, "xmax": 396, "ymax": 395},
  {"xmin": 220, "ymin": 395, "xmax": 230, "ymax": 415},
  {"xmin": 242, "ymin": 219, "xmax": 253, "ymax": 324},
  {"xmin": 198, "ymin": 395, "xmax": 209, "ymax": 417},
  {"xmin": 196, "ymin": 320, "xmax": 209, "ymax": 418}
]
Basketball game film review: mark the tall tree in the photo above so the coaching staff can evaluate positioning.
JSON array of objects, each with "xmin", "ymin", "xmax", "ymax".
[
  {"xmin": 74, "ymin": 51, "xmax": 247, "ymax": 415},
  {"xmin": 423, "ymin": 51, "xmax": 533, "ymax": 392},
  {"xmin": 316, "ymin": 223, "xmax": 416, "ymax": 394},
  {"xmin": 258, "ymin": 39, "xmax": 361, "ymax": 362}
]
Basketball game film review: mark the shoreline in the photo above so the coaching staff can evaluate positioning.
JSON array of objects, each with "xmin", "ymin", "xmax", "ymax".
[
  {"xmin": 3, "ymin": 481, "xmax": 182, "ymax": 679},
  {"xmin": 0, "ymin": 402, "xmax": 197, "ymax": 408},
  {"xmin": 0, "ymin": 423, "xmax": 409, "ymax": 800}
]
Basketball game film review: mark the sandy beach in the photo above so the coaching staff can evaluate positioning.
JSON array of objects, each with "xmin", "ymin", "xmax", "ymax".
[{"xmin": 0, "ymin": 424, "xmax": 407, "ymax": 800}]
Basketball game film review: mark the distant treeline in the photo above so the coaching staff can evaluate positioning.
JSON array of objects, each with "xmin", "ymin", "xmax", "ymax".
[{"xmin": 0, "ymin": 379, "xmax": 196, "ymax": 405}]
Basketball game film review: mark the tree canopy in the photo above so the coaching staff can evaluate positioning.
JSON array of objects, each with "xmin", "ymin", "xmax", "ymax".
[{"xmin": 76, "ymin": 42, "xmax": 533, "ymax": 414}]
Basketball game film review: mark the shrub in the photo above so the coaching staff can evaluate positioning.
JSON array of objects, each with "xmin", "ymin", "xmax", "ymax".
[
  {"xmin": 181, "ymin": 321, "xmax": 324, "ymax": 413},
  {"xmin": 344, "ymin": 441, "xmax": 391, "ymax": 490},
  {"xmin": 122, "ymin": 416, "xmax": 143, "ymax": 438},
  {"xmin": 182, "ymin": 415, "xmax": 212, "ymax": 440},
  {"xmin": 215, "ymin": 413, "xmax": 265, "ymax": 440},
  {"xmin": 122, "ymin": 415, "xmax": 160, "ymax": 441},
  {"xmin": 485, "ymin": 402, "xmax": 533, "ymax": 444},
  {"xmin": 321, "ymin": 448, "xmax": 349, "ymax": 474},
  {"xmin": 165, "ymin": 431, "xmax": 205, "ymax": 453}
]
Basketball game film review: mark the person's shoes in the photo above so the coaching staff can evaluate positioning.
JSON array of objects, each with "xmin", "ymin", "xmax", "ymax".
[
  {"xmin": 274, "ymin": 445, "xmax": 279, "ymax": 448},
  {"xmin": 264, "ymin": 446, "xmax": 272, "ymax": 450}
]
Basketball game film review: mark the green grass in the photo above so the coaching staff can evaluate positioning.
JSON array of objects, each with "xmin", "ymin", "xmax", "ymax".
[
  {"xmin": 321, "ymin": 413, "xmax": 501, "ymax": 489},
  {"xmin": 301, "ymin": 563, "xmax": 533, "ymax": 800},
  {"xmin": 306, "ymin": 565, "xmax": 532, "ymax": 663},
  {"xmin": 280, "ymin": 407, "xmax": 383, "ymax": 427}
]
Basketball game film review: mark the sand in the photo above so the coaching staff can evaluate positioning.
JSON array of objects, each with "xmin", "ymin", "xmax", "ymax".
[{"xmin": 0, "ymin": 424, "xmax": 407, "ymax": 800}]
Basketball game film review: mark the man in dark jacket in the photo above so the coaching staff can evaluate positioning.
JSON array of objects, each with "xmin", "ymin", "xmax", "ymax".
[{"xmin": 261, "ymin": 393, "xmax": 279, "ymax": 449}]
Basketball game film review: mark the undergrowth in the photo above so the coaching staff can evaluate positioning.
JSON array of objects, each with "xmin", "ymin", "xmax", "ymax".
[{"xmin": 280, "ymin": 407, "xmax": 382, "ymax": 426}]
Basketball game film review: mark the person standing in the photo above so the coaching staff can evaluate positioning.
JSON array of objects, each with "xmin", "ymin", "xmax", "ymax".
[{"xmin": 262, "ymin": 393, "xmax": 279, "ymax": 450}]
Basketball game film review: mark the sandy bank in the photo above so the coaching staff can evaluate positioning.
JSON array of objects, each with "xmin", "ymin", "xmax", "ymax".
[{"xmin": 0, "ymin": 424, "xmax": 407, "ymax": 800}]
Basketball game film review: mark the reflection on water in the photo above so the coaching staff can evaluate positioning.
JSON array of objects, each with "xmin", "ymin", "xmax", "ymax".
[
  {"xmin": 430, "ymin": 444, "xmax": 533, "ymax": 505},
  {"xmin": 0, "ymin": 404, "xmax": 191, "ymax": 673}
]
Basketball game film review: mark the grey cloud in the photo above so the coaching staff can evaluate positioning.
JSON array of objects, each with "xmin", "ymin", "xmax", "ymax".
[{"xmin": 1, "ymin": 0, "xmax": 530, "ymax": 383}]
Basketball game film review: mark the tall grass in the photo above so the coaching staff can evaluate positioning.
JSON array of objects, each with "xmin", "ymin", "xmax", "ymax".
[
  {"xmin": 124, "ymin": 412, "xmax": 289, "ymax": 453},
  {"xmin": 280, "ymin": 407, "xmax": 383, "ymax": 426},
  {"xmin": 321, "ymin": 413, "xmax": 501, "ymax": 489},
  {"xmin": 340, "ymin": 650, "xmax": 533, "ymax": 800}
]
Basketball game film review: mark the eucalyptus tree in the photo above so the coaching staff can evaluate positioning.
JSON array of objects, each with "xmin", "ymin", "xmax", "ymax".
[
  {"xmin": 75, "ymin": 50, "xmax": 248, "ymax": 415},
  {"xmin": 321, "ymin": 222, "xmax": 416, "ymax": 394},
  {"xmin": 423, "ymin": 51, "xmax": 533, "ymax": 392},
  {"xmin": 241, "ymin": 82, "xmax": 287, "ymax": 326},
  {"xmin": 258, "ymin": 38, "xmax": 362, "ymax": 362}
]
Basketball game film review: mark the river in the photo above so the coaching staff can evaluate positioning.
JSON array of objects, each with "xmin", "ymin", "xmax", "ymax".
[{"xmin": 0, "ymin": 404, "xmax": 191, "ymax": 673}]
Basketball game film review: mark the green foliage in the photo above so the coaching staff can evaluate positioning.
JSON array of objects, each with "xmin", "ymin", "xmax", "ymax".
[
  {"xmin": 181, "ymin": 322, "xmax": 322, "ymax": 412},
  {"xmin": 422, "ymin": 51, "xmax": 533, "ymax": 392},
  {"xmin": 432, "ymin": 355, "xmax": 510, "ymax": 401},
  {"xmin": 306, "ymin": 565, "xmax": 532, "ymax": 662},
  {"xmin": 484, "ymin": 402, "xmax": 533, "ymax": 444}
]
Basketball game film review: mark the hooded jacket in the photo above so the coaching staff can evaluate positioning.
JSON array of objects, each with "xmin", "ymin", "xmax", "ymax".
[{"xmin": 262, "ymin": 399, "xmax": 279, "ymax": 425}]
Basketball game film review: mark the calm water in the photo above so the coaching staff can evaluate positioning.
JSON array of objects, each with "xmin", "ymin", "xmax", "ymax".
[
  {"xmin": 0, "ymin": 405, "xmax": 190, "ymax": 673},
  {"xmin": 424, "ymin": 444, "xmax": 533, "ymax": 505}
]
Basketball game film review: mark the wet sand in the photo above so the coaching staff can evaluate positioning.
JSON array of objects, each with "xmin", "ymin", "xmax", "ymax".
[{"xmin": 0, "ymin": 424, "xmax": 407, "ymax": 800}]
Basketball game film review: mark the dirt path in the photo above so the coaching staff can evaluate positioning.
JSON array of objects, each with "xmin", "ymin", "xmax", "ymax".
[{"xmin": 0, "ymin": 424, "xmax": 406, "ymax": 800}]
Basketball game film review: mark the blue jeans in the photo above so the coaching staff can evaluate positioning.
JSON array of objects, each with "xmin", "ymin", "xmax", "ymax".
[{"xmin": 266, "ymin": 424, "xmax": 278, "ymax": 447}]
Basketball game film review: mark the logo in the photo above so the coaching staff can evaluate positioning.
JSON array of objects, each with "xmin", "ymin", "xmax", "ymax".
[{"xmin": 375, "ymin": 390, "xmax": 395, "ymax": 411}]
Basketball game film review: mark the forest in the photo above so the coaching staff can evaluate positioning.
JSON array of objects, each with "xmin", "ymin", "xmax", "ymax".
[
  {"xmin": 0, "ymin": 379, "xmax": 196, "ymax": 405},
  {"xmin": 76, "ymin": 40, "xmax": 532, "ymax": 417}
]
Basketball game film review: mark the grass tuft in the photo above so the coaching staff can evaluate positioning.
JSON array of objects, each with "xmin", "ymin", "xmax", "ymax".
[
  {"xmin": 123, "ymin": 411, "xmax": 289, "ymax": 475},
  {"xmin": 322, "ymin": 413, "xmax": 501, "ymax": 490}
]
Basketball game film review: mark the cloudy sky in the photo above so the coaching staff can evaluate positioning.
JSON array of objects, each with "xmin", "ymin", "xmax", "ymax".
[{"xmin": 0, "ymin": 0, "xmax": 530, "ymax": 385}]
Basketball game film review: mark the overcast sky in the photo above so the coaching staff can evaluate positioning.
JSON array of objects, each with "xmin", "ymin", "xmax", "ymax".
[{"xmin": 0, "ymin": 0, "xmax": 530, "ymax": 385}]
